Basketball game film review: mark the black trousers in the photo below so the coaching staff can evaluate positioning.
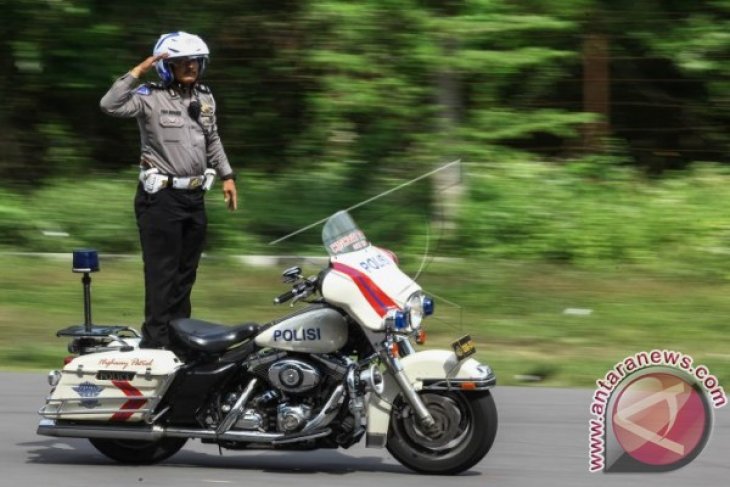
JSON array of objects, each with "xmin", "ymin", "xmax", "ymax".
[{"xmin": 134, "ymin": 184, "xmax": 207, "ymax": 348}]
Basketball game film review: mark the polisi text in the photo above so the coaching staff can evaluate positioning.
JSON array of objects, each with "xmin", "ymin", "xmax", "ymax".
[{"xmin": 273, "ymin": 328, "xmax": 322, "ymax": 342}]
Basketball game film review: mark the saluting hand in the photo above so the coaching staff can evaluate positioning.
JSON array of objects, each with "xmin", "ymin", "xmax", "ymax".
[
  {"xmin": 223, "ymin": 179, "xmax": 238, "ymax": 211},
  {"xmin": 130, "ymin": 53, "xmax": 169, "ymax": 79}
]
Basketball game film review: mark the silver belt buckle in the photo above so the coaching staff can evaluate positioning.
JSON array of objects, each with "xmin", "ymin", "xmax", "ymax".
[
  {"xmin": 188, "ymin": 177, "xmax": 203, "ymax": 189},
  {"xmin": 171, "ymin": 175, "xmax": 206, "ymax": 190}
]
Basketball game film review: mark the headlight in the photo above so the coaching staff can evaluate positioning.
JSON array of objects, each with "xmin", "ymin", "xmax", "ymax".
[
  {"xmin": 406, "ymin": 293, "xmax": 425, "ymax": 329},
  {"xmin": 387, "ymin": 294, "xmax": 435, "ymax": 332}
]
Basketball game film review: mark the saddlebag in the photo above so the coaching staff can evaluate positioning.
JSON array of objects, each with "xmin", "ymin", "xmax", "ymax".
[{"xmin": 39, "ymin": 349, "xmax": 182, "ymax": 422}]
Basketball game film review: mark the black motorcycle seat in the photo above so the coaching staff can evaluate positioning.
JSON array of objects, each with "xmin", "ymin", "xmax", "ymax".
[{"xmin": 170, "ymin": 318, "xmax": 260, "ymax": 353}]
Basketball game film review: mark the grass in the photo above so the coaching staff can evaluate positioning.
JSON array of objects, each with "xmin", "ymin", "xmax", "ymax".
[{"xmin": 1, "ymin": 254, "xmax": 729, "ymax": 389}]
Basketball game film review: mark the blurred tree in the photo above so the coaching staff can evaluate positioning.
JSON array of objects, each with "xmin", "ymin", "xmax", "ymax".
[
  {"xmin": 521, "ymin": 0, "xmax": 730, "ymax": 171},
  {"xmin": 2, "ymin": 0, "xmax": 727, "ymax": 181},
  {"xmin": 630, "ymin": 0, "xmax": 730, "ymax": 171},
  {"xmin": 0, "ymin": 0, "xmax": 728, "ymax": 253}
]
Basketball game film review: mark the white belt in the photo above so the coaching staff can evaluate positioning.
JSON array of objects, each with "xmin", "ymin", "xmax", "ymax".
[{"xmin": 139, "ymin": 168, "xmax": 216, "ymax": 193}]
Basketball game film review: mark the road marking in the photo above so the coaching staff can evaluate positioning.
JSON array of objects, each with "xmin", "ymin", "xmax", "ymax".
[{"xmin": 50, "ymin": 442, "xmax": 75, "ymax": 450}]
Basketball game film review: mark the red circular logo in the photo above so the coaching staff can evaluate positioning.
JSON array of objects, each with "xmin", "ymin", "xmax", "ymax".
[{"xmin": 612, "ymin": 372, "xmax": 708, "ymax": 466}]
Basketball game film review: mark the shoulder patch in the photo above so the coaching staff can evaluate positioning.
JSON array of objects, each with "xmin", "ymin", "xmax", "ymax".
[{"xmin": 135, "ymin": 85, "xmax": 151, "ymax": 96}]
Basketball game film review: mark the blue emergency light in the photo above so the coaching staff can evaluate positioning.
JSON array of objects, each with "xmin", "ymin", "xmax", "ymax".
[
  {"xmin": 71, "ymin": 249, "xmax": 99, "ymax": 331},
  {"xmin": 393, "ymin": 310, "xmax": 408, "ymax": 330},
  {"xmin": 72, "ymin": 249, "xmax": 100, "ymax": 273},
  {"xmin": 423, "ymin": 296, "xmax": 435, "ymax": 316}
]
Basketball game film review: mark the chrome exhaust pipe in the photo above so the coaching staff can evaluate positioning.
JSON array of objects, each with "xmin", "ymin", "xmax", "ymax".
[
  {"xmin": 37, "ymin": 419, "xmax": 329, "ymax": 444},
  {"xmin": 37, "ymin": 419, "xmax": 165, "ymax": 441},
  {"xmin": 165, "ymin": 427, "xmax": 287, "ymax": 442}
]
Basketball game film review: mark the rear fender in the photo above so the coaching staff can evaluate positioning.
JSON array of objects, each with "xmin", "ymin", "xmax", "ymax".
[{"xmin": 365, "ymin": 349, "xmax": 495, "ymax": 447}]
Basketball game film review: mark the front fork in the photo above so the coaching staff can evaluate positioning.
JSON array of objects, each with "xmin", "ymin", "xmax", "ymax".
[{"xmin": 379, "ymin": 340, "xmax": 438, "ymax": 434}]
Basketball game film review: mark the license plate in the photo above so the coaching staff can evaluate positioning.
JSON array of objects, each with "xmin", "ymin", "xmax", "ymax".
[{"xmin": 452, "ymin": 335, "xmax": 476, "ymax": 360}]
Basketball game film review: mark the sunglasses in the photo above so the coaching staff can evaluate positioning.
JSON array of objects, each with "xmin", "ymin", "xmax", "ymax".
[{"xmin": 168, "ymin": 56, "xmax": 204, "ymax": 66}]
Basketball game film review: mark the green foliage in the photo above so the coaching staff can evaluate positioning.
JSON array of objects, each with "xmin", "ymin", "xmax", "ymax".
[
  {"xmin": 454, "ymin": 159, "xmax": 730, "ymax": 277},
  {"xmin": 10, "ymin": 174, "xmax": 139, "ymax": 253},
  {"xmin": 0, "ymin": 0, "xmax": 728, "ymax": 269},
  {"xmin": 464, "ymin": 109, "xmax": 596, "ymax": 142},
  {"xmin": 0, "ymin": 189, "xmax": 35, "ymax": 246},
  {"xmin": 2, "ymin": 158, "xmax": 730, "ymax": 287},
  {"xmin": 2, "ymin": 0, "xmax": 727, "ymax": 180}
]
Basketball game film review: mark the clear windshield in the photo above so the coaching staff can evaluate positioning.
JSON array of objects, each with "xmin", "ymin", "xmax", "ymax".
[{"xmin": 322, "ymin": 211, "xmax": 369, "ymax": 256}]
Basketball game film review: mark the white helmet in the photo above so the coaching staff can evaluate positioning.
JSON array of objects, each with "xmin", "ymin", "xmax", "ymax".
[{"xmin": 153, "ymin": 31, "xmax": 210, "ymax": 85}]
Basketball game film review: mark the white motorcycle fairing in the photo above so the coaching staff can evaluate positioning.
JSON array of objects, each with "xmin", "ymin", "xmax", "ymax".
[{"xmin": 321, "ymin": 245, "xmax": 420, "ymax": 331}]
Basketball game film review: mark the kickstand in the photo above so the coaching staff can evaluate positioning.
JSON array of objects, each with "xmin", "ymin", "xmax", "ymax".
[{"xmin": 218, "ymin": 444, "xmax": 223, "ymax": 456}]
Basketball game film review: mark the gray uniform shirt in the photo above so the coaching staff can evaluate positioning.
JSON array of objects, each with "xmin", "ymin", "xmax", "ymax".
[{"xmin": 100, "ymin": 73, "xmax": 233, "ymax": 178}]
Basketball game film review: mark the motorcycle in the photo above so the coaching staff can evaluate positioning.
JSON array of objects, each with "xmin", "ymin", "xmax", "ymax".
[{"xmin": 37, "ymin": 210, "xmax": 497, "ymax": 474}]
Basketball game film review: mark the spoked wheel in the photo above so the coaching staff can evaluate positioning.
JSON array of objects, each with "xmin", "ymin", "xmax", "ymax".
[
  {"xmin": 89, "ymin": 437, "xmax": 187, "ymax": 464},
  {"xmin": 387, "ymin": 391, "xmax": 497, "ymax": 475}
]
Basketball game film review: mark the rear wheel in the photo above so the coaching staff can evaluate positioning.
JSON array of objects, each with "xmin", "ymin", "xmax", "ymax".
[
  {"xmin": 387, "ymin": 391, "xmax": 497, "ymax": 475},
  {"xmin": 89, "ymin": 437, "xmax": 187, "ymax": 464}
]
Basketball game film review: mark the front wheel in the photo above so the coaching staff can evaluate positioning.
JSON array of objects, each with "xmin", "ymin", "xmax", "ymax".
[
  {"xmin": 89, "ymin": 437, "xmax": 187, "ymax": 464},
  {"xmin": 387, "ymin": 391, "xmax": 497, "ymax": 475}
]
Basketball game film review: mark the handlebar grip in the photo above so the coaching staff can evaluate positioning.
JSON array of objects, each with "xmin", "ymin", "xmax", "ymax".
[{"xmin": 274, "ymin": 290, "xmax": 295, "ymax": 305}]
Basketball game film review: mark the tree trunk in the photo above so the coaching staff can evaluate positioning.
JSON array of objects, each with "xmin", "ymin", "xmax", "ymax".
[{"xmin": 582, "ymin": 33, "xmax": 611, "ymax": 151}]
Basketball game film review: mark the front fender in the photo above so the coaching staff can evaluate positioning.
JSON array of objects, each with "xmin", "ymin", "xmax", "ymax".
[{"xmin": 365, "ymin": 350, "xmax": 496, "ymax": 447}]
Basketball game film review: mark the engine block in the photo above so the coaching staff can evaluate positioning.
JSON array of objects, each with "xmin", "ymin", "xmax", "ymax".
[{"xmin": 268, "ymin": 359, "xmax": 321, "ymax": 394}]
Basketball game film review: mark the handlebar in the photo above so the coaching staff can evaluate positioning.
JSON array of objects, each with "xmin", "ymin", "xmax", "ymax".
[
  {"xmin": 273, "ymin": 276, "xmax": 318, "ymax": 305},
  {"xmin": 274, "ymin": 290, "xmax": 295, "ymax": 305}
]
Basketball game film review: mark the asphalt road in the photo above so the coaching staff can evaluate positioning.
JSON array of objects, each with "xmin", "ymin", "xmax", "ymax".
[{"xmin": 3, "ymin": 372, "xmax": 727, "ymax": 487}]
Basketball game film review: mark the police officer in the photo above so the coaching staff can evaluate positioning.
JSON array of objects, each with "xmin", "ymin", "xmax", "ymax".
[{"xmin": 100, "ymin": 32, "xmax": 237, "ymax": 348}]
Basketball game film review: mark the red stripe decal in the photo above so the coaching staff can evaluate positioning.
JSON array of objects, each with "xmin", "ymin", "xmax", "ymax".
[
  {"xmin": 110, "ymin": 380, "xmax": 147, "ymax": 421},
  {"xmin": 332, "ymin": 262, "xmax": 398, "ymax": 317}
]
